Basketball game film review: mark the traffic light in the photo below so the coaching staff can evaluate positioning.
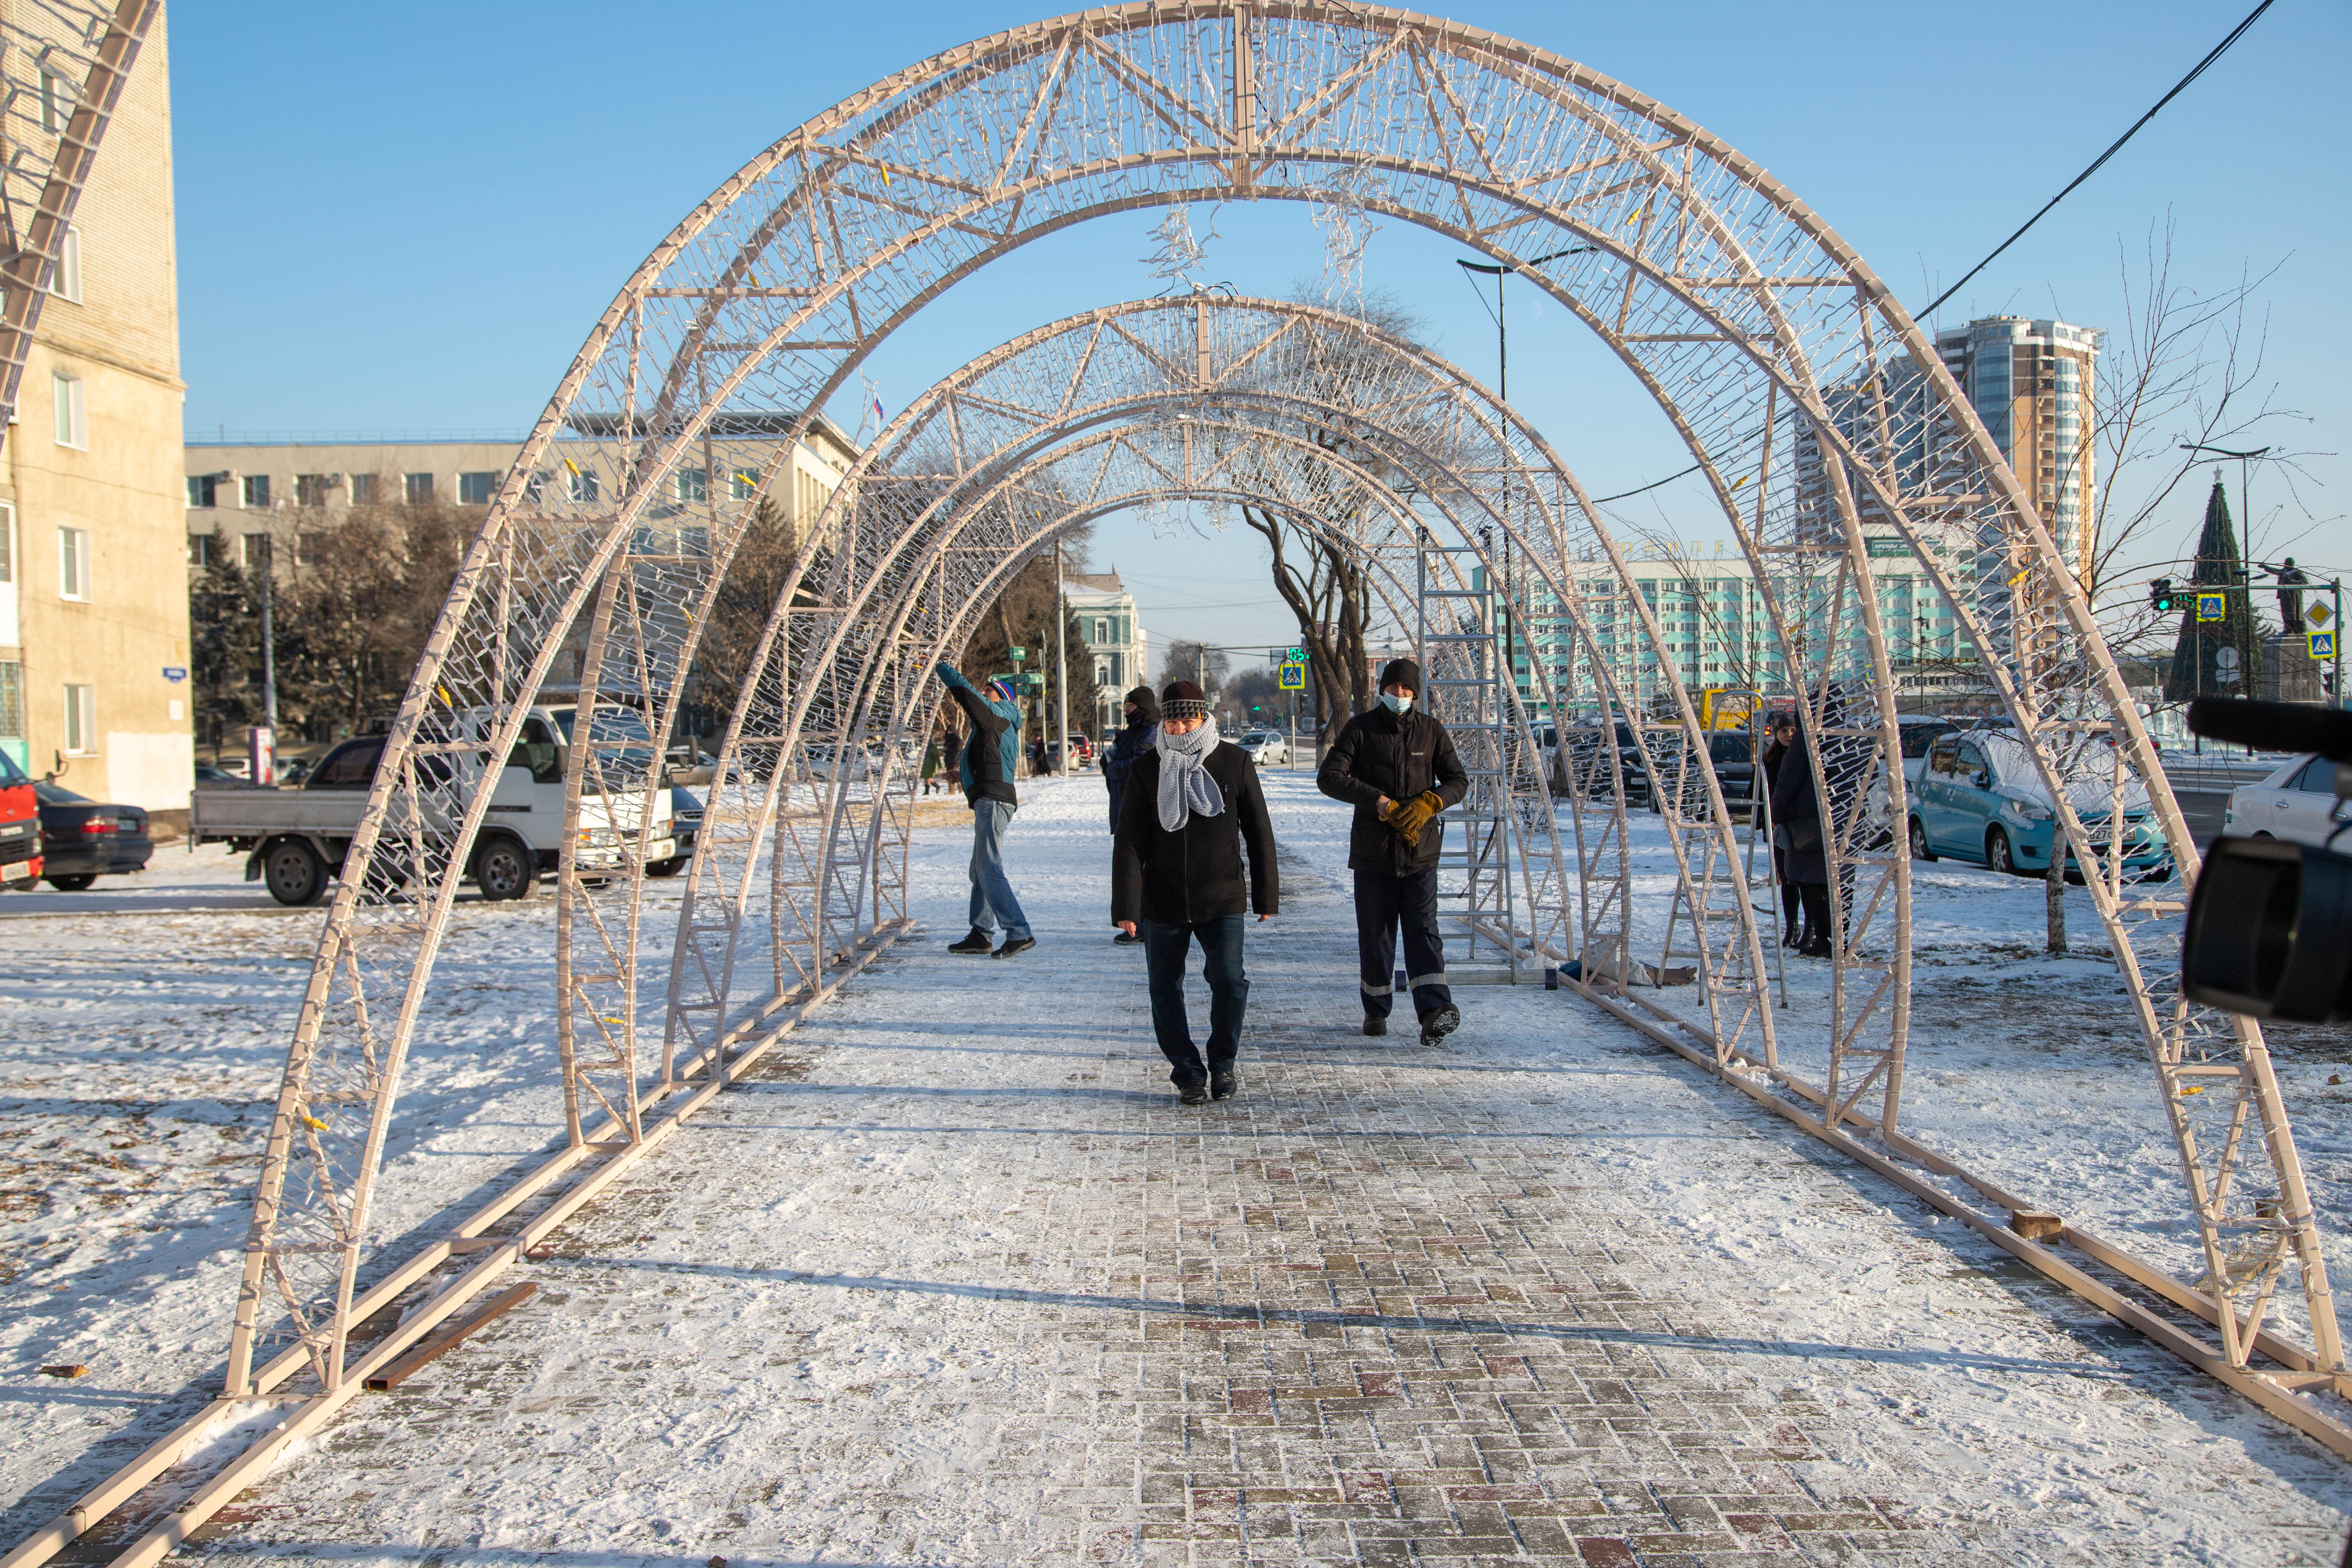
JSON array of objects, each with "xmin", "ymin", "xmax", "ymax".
[{"xmin": 2150, "ymin": 578, "xmax": 2177, "ymax": 614}]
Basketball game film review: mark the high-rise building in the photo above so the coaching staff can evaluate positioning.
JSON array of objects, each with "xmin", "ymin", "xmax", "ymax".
[
  {"xmin": 2, "ymin": 13, "xmax": 189, "ymax": 818},
  {"xmin": 1936, "ymin": 317, "xmax": 2103, "ymax": 581}
]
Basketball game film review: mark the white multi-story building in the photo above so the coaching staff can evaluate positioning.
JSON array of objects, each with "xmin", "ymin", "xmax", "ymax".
[{"xmin": 1065, "ymin": 569, "xmax": 1147, "ymax": 732}]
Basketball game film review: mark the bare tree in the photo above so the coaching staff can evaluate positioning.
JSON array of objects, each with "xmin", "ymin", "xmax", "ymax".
[{"xmin": 1160, "ymin": 638, "xmax": 1227, "ymax": 695}]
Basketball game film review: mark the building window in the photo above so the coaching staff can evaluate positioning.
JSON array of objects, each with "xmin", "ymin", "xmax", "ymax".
[
  {"xmin": 523, "ymin": 470, "xmax": 548, "ymax": 502},
  {"xmin": 187, "ymin": 533, "xmax": 213, "ymax": 566},
  {"xmin": 38, "ymin": 69, "xmax": 62, "ymax": 133},
  {"xmin": 57, "ymin": 527, "xmax": 88, "ymax": 600},
  {"xmin": 187, "ymin": 473, "xmax": 219, "ymax": 508},
  {"xmin": 0, "ymin": 503, "xmax": 13, "ymax": 584},
  {"xmin": 458, "ymin": 471, "xmax": 498, "ymax": 504},
  {"xmin": 0, "ymin": 663, "xmax": 20, "ymax": 741},
  {"xmin": 675, "ymin": 467, "xmax": 707, "ymax": 503},
  {"xmin": 404, "ymin": 472, "xmax": 435, "ymax": 504},
  {"xmin": 295, "ymin": 473, "xmax": 334, "ymax": 507},
  {"xmin": 568, "ymin": 468, "xmax": 599, "ymax": 504},
  {"xmin": 730, "ymin": 468, "xmax": 760, "ymax": 501},
  {"xmin": 51, "ymin": 371, "xmax": 84, "ymax": 448},
  {"xmin": 349, "ymin": 473, "xmax": 379, "ymax": 505},
  {"xmin": 240, "ymin": 533, "xmax": 272, "ymax": 571},
  {"xmin": 296, "ymin": 532, "xmax": 329, "ymax": 566},
  {"xmin": 62, "ymin": 684, "xmax": 94, "ymax": 755},
  {"xmin": 50, "ymin": 226, "xmax": 80, "ymax": 303},
  {"xmin": 241, "ymin": 474, "xmax": 270, "ymax": 508}
]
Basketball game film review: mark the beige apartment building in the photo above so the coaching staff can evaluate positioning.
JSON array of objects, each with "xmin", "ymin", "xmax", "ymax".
[
  {"xmin": 1, "ymin": 9, "xmax": 189, "ymax": 818},
  {"xmin": 185, "ymin": 416, "xmax": 862, "ymax": 574}
]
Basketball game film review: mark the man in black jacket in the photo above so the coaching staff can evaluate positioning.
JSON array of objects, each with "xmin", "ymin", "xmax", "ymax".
[
  {"xmin": 1317, "ymin": 658, "xmax": 1468, "ymax": 1046},
  {"xmin": 1113, "ymin": 680, "xmax": 1278, "ymax": 1104}
]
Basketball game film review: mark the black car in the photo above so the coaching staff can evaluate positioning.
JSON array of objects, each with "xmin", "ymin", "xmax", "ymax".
[
  {"xmin": 1707, "ymin": 731, "xmax": 1759, "ymax": 814},
  {"xmin": 648, "ymin": 786, "xmax": 702, "ymax": 877},
  {"xmin": 34, "ymin": 782, "xmax": 153, "ymax": 889}
]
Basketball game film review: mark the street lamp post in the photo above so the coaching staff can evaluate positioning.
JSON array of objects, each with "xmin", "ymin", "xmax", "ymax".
[{"xmin": 1455, "ymin": 247, "xmax": 1592, "ymax": 721}]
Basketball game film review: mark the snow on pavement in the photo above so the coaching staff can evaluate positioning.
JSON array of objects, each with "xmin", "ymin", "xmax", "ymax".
[{"xmin": 0, "ymin": 773, "xmax": 2347, "ymax": 1564}]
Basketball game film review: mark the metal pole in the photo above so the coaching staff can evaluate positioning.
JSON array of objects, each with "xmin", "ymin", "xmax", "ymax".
[
  {"xmin": 1054, "ymin": 538, "xmax": 1069, "ymax": 776},
  {"xmin": 258, "ymin": 539, "xmax": 279, "ymax": 732}
]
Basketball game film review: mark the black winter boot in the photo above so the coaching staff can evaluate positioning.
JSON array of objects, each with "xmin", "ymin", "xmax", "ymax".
[
  {"xmin": 948, "ymin": 928, "xmax": 993, "ymax": 954},
  {"xmin": 1210, "ymin": 1068, "xmax": 1238, "ymax": 1102},
  {"xmin": 1362, "ymin": 1016, "xmax": 1388, "ymax": 1037},
  {"xmin": 1418, "ymin": 1005, "xmax": 1461, "ymax": 1047},
  {"xmin": 1176, "ymin": 1079, "xmax": 1210, "ymax": 1105}
]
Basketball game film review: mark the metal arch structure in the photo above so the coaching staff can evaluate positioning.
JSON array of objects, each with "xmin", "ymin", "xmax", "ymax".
[
  {"xmin": 0, "ymin": 0, "xmax": 161, "ymax": 444},
  {"xmin": 659, "ymin": 297, "xmax": 1773, "ymax": 1103},
  {"xmin": 172, "ymin": 0, "xmax": 2334, "ymax": 1491}
]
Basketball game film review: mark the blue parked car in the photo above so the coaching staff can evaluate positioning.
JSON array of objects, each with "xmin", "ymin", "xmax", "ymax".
[{"xmin": 1907, "ymin": 729, "xmax": 2170, "ymax": 879}]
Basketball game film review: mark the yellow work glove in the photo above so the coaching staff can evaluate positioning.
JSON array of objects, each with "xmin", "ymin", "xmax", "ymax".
[{"xmin": 1386, "ymin": 790, "xmax": 1443, "ymax": 846}]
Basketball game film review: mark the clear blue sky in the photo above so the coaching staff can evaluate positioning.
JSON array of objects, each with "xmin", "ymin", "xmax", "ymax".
[{"xmin": 173, "ymin": 2, "xmax": 2347, "ymax": 670}]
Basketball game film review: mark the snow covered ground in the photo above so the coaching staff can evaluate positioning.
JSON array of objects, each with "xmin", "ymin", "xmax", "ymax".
[{"xmin": 1, "ymin": 771, "xmax": 2349, "ymax": 1564}]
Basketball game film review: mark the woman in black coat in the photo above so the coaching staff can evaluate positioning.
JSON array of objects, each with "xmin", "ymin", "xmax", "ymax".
[
  {"xmin": 1767, "ymin": 718, "xmax": 1832, "ymax": 957},
  {"xmin": 1759, "ymin": 714, "xmax": 1801, "ymax": 947}
]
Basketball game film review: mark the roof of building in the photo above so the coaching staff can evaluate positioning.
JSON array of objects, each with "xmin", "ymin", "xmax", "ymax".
[{"xmin": 1065, "ymin": 569, "xmax": 1126, "ymax": 594}]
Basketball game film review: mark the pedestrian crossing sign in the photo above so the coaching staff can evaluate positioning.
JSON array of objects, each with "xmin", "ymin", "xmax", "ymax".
[
  {"xmin": 2196, "ymin": 592, "xmax": 2227, "ymax": 622},
  {"xmin": 1277, "ymin": 661, "xmax": 1306, "ymax": 691},
  {"xmin": 2313, "ymin": 630, "xmax": 2337, "ymax": 660}
]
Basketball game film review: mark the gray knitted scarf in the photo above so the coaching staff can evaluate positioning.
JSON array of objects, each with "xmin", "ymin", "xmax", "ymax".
[{"xmin": 1155, "ymin": 718, "xmax": 1225, "ymax": 831}]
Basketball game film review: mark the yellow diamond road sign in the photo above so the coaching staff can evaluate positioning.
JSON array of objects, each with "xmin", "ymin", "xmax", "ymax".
[
  {"xmin": 2196, "ymin": 592, "xmax": 2227, "ymax": 622},
  {"xmin": 2310, "ymin": 601, "xmax": 2334, "ymax": 628}
]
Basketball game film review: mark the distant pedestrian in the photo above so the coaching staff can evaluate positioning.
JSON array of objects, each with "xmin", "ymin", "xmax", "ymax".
[
  {"xmin": 920, "ymin": 736, "xmax": 942, "ymax": 796},
  {"xmin": 1317, "ymin": 658, "xmax": 1467, "ymax": 1047},
  {"xmin": 1103, "ymin": 685, "xmax": 1161, "ymax": 948},
  {"xmin": 1113, "ymin": 680, "xmax": 1278, "ymax": 1105},
  {"xmin": 1768, "ymin": 714, "xmax": 1831, "ymax": 958},
  {"xmin": 1760, "ymin": 714, "xmax": 1800, "ymax": 947},
  {"xmin": 935, "ymin": 663, "xmax": 1034, "ymax": 959}
]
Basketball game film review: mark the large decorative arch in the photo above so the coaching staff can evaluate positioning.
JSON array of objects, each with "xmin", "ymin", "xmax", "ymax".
[{"xmin": 213, "ymin": 0, "xmax": 2335, "ymax": 1466}]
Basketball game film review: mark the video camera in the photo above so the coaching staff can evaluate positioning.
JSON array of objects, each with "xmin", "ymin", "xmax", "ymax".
[{"xmin": 2181, "ymin": 698, "xmax": 2352, "ymax": 1024}]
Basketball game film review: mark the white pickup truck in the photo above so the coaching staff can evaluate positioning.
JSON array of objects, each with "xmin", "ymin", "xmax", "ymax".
[{"xmin": 192, "ymin": 705, "xmax": 676, "ymax": 906}]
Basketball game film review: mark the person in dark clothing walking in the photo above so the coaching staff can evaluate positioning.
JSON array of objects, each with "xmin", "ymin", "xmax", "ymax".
[
  {"xmin": 1316, "ymin": 658, "xmax": 1469, "ymax": 1046},
  {"xmin": 1102, "ymin": 685, "xmax": 1160, "ymax": 946},
  {"xmin": 1767, "ymin": 716, "xmax": 1832, "ymax": 958},
  {"xmin": 936, "ymin": 663, "xmax": 1036, "ymax": 959},
  {"xmin": 1113, "ymin": 680, "xmax": 1278, "ymax": 1105},
  {"xmin": 1759, "ymin": 714, "xmax": 1802, "ymax": 947}
]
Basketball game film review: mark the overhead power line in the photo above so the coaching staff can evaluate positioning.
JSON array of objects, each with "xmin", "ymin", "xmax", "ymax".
[
  {"xmin": 1918, "ymin": 0, "xmax": 2274, "ymax": 321},
  {"xmin": 1583, "ymin": 3, "xmax": 2274, "ymax": 511}
]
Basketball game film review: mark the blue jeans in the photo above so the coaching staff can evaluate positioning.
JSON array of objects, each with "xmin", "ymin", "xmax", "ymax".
[
  {"xmin": 1142, "ymin": 915, "xmax": 1249, "ymax": 1082},
  {"xmin": 967, "ymin": 799, "xmax": 1031, "ymax": 940}
]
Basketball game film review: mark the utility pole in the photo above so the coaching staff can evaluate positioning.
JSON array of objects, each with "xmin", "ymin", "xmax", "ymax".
[
  {"xmin": 255, "ymin": 534, "xmax": 279, "ymax": 785},
  {"xmin": 1054, "ymin": 538, "xmax": 1070, "ymax": 776},
  {"xmin": 1456, "ymin": 247, "xmax": 1586, "ymax": 722}
]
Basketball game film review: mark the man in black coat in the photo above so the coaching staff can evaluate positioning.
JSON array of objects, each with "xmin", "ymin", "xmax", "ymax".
[
  {"xmin": 1317, "ymin": 658, "xmax": 1469, "ymax": 1046},
  {"xmin": 1102, "ymin": 685, "xmax": 1161, "ymax": 946},
  {"xmin": 1113, "ymin": 680, "xmax": 1279, "ymax": 1105}
]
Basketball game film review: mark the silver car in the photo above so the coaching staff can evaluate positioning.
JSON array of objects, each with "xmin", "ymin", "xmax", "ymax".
[{"xmin": 2225, "ymin": 753, "xmax": 2349, "ymax": 850}]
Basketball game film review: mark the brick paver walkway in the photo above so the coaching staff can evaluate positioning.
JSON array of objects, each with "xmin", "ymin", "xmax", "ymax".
[{"xmin": 158, "ymin": 785, "xmax": 2348, "ymax": 1566}]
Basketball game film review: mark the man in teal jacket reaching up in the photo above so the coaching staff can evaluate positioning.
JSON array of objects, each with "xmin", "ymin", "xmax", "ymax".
[{"xmin": 936, "ymin": 663, "xmax": 1035, "ymax": 959}]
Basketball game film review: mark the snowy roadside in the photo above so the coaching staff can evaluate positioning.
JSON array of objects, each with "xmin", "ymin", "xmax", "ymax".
[{"xmin": 1, "ymin": 772, "xmax": 2348, "ymax": 1564}]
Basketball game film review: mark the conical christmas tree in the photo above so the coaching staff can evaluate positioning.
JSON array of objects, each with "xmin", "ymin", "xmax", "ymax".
[{"xmin": 2163, "ymin": 475, "xmax": 2261, "ymax": 702}]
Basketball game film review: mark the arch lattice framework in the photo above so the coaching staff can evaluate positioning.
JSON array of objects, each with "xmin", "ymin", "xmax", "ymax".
[{"xmin": 226, "ymin": 0, "xmax": 2338, "ymax": 1439}]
